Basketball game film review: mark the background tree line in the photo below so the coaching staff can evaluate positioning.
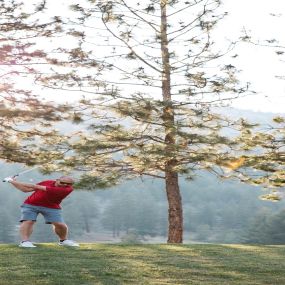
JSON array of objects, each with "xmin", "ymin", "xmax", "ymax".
[{"xmin": 1, "ymin": 154, "xmax": 285, "ymax": 245}]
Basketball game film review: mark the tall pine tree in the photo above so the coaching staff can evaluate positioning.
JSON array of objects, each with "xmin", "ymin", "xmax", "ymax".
[{"xmin": 0, "ymin": 0, "xmax": 251, "ymax": 243}]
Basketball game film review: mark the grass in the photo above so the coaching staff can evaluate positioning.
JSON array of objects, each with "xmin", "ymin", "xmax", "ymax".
[{"xmin": 0, "ymin": 243, "xmax": 284, "ymax": 285}]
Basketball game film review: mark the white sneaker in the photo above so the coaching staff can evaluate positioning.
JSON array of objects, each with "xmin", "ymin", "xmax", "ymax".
[
  {"xmin": 19, "ymin": 241, "xmax": 37, "ymax": 248},
  {"xmin": 58, "ymin": 239, "xmax": 79, "ymax": 247}
]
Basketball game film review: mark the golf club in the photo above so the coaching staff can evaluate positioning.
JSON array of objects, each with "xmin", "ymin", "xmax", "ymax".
[{"xmin": 2, "ymin": 166, "xmax": 39, "ymax": 182}]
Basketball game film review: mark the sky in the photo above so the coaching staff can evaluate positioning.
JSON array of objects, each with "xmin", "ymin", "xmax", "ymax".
[{"xmin": 218, "ymin": 0, "xmax": 285, "ymax": 113}]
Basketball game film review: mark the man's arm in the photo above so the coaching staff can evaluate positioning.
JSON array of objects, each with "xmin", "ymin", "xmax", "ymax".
[{"xmin": 9, "ymin": 180, "xmax": 47, "ymax": 193}]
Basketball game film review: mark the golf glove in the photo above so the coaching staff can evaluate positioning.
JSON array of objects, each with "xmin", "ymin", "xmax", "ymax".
[{"xmin": 3, "ymin": 177, "xmax": 14, "ymax": 183}]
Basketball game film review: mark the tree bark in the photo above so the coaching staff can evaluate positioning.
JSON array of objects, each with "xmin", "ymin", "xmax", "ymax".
[
  {"xmin": 160, "ymin": 0, "xmax": 183, "ymax": 243},
  {"xmin": 165, "ymin": 161, "xmax": 183, "ymax": 243}
]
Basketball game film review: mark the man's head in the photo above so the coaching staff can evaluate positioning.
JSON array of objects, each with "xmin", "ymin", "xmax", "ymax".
[{"xmin": 56, "ymin": 176, "xmax": 74, "ymax": 187}]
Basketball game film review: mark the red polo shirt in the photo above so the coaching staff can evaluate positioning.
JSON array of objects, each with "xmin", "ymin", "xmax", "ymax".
[{"xmin": 24, "ymin": 180, "xmax": 73, "ymax": 209}]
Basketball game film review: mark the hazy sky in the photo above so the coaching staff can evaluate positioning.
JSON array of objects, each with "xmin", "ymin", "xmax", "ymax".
[{"xmin": 218, "ymin": 0, "xmax": 285, "ymax": 113}]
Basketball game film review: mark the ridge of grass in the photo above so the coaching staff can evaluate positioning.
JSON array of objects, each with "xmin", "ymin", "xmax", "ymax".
[{"xmin": 0, "ymin": 243, "xmax": 284, "ymax": 285}]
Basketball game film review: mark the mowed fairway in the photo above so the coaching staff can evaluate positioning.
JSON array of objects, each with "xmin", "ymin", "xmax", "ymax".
[{"xmin": 0, "ymin": 243, "xmax": 284, "ymax": 285}]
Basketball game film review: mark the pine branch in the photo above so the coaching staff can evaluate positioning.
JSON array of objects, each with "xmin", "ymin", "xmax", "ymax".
[
  {"xmin": 100, "ymin": 9, "xmax": 162, "ymax": 73},
  {"xmin": 121, "ymin": 0, "xmax": 160, "ymax": 32}
]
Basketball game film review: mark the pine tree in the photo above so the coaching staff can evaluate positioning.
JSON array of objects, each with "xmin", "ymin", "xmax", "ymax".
[
  {"xmin": 0, "ymin": 1, "xmax": 250, "ymax": 243},
  {"xmin": 40, "ymin": 0, "xmax": 245, "ymax": 243}
]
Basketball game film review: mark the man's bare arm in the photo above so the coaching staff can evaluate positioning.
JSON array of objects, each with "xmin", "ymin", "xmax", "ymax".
[{"xmin": 10, "ymin": 180, "xmax": 46, "ymax": 193}]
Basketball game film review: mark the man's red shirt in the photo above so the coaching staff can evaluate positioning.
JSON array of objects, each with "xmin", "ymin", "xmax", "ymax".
[{"xmin": 24, "ymin": 180, "xmax": 73, "ymax": 209}]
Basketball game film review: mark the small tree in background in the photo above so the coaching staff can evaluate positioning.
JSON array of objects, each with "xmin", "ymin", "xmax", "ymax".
[{"xmin": 242, "ymin": 208, "xmax": 285, "ymax": 244}]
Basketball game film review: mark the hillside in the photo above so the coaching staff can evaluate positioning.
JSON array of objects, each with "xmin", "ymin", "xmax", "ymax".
[{"xmin": 0, "ymin": 243, "xmax": 284, "ymax": 285}]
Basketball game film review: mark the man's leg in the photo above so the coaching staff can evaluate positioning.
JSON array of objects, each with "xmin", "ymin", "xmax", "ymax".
[
  {"xmin": 52, "ymin": 222, "xmax": 68, "ymax": 240},
  {"xmin": 20, "ymin": 220, "xmax": 36, "ymax": 241},
  {"xmin": 43, "ymin": 207, "xmax": 79, "ymax": 247},
  {"xmin": 51, "ymin": 222, "xmax": 79, "ymax": 246}
]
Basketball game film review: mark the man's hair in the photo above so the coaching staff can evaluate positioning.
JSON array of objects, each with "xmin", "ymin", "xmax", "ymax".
[{"xmin": 58, "ymin": 176, "xmax": 74, "ymax": 184}]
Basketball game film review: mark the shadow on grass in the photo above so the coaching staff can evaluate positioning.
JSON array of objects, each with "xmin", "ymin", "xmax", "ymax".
[
  {"xmin": 0, "ymin": 243, "xmax": 284, "ymax": 285},
  {"xmin": 136, "ymin": 244, "xmax": 285, "ymax": 284},
  {"xmin": 0, "ymin": 244, "xmax": 126, "ymax": 285}
]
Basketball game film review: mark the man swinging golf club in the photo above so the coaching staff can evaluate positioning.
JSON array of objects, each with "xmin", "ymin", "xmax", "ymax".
[{"xmin": 3, "ymin": 175, "xmax": 79, "ymax": 248}]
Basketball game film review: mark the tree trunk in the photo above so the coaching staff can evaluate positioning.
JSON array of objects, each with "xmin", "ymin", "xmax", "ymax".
[
  {"xmin": 83, "ymin": 213, "xmax": 90, "ymax": 233},
  {"xmin": 160, "ymin": 0, "xmax": 183, "ymax": 243},
  {"xmin": 165, "ymin": 161, "xmax": 183, "ymax": 243}
]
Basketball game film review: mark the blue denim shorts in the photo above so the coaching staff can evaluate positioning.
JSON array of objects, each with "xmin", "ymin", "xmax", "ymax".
[{"xmin": 20, "ymin": 204, "xmax": 64, "ymax": 224}]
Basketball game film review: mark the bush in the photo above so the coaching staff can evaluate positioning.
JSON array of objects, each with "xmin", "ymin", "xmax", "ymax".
[{"xmin": 120, "ymin": 230, "xmax": 143, "ymax": 244}]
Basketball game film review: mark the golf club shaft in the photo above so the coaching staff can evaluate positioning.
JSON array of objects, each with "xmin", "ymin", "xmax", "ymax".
[
  {"xmin": 3, "ymin": 166, "xmax": 39, "ymax": 182},
  {"xmin": 14, "ymin": 166, "xmax": 39, "ymax": 177}
]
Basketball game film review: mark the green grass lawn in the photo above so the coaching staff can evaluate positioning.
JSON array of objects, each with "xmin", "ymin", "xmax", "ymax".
[{"xmin": 0, "ymin": 243, "xmax": 284, "ymax": 285}]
